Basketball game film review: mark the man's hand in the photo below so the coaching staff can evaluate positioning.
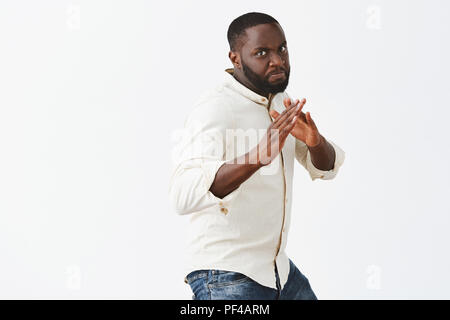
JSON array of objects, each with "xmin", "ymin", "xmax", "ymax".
[
  {"xmin": 252, "ymin": 98, "xmax": 306, "ymax": 166},
  {"xmin": 210, "ymin": 100, "xmax": 303, "ymax": 198},
  {"xmin": 269, "ymin": 98, "xmax": 322, "ymax": 148}
]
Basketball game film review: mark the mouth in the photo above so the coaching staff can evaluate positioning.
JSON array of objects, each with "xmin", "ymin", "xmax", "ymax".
[{"xmin": 268, "ymin": 71, "xmax": 286, "ymax": 81}]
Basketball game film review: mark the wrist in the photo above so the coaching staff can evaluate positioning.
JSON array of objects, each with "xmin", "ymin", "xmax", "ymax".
[
  {"xmin": 248, "ymin": 147, "xmax": 266, "ymax": 168},
  {"xmin": 308, "ymin": 134, "xmax": 324, "ymax": 150}
]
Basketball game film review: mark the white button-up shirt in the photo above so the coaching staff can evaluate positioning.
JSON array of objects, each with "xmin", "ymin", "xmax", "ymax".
[{"xmin": 169, "ymin": 68, "xmax": 345, "ymax": 290}]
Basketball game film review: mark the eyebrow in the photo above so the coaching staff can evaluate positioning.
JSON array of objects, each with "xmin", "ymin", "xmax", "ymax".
[{"xmin": 253, "ymin": 40, "xmax": 287, "ymax": 52}]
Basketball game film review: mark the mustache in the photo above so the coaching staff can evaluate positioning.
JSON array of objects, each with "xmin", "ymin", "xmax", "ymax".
[{"xmin": 267, "ymin": 69, "xmax": 288, "ymax": 77}]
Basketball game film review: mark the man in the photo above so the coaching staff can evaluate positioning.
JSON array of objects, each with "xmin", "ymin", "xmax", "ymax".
[{"xmin": 169, "ymin": 12, "xmax": 345, "ymax": 300}]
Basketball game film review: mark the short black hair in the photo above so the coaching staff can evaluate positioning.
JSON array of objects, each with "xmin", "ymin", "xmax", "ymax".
[{"xmin": 227, "ymin": 12, "xmax": 280, "ymax": 52}]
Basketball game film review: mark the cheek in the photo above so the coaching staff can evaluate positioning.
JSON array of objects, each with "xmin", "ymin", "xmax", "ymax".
[
  {"xmin": 284, "ymin": 57, "xmax": 290, "ymax": 67},
  {"xmin": 249, "ymin": 60, "xmax": 267, "ymax": 73},
  {"xmin": 248, "ymin": 62, "xmax": 269, "ymax": 79},
  {"xmin": 283, "ymin": 54, "xmax": 290, "ymax": 64}
]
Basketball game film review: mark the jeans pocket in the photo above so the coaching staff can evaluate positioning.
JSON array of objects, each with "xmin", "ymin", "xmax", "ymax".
[
  {"xmin": 186, "ymin": 270, "xmax": 208, "ymax": 285},
  {"xmin": 208, "ymin": 270, "xmax": 252, "ymax": 288},
  {"xmin": 187, "ymin": 272, "xmax": 209, "ymax": 300}
]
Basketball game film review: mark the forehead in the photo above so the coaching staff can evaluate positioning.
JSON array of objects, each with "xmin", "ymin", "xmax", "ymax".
[{"xmin": 242, "ymin": 23, "xmax": 286, "ymax": 50}]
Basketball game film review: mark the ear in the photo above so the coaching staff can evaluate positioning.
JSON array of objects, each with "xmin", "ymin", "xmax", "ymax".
[{"xmin": 228, "ymin": 51, "xmax": 241, "ymax": 69}]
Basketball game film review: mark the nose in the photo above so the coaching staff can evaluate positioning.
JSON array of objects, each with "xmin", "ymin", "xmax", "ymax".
[{"xmin": 269, "ymin": 52, "xmax": 284, "ymax": 67}]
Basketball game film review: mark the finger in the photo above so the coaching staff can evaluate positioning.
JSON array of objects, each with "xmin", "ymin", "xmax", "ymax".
[
  {"xmin": 278, "ymin": 105, "xmax": 301, "ymax": 133},
  {"xmin": 273, "ymin": 100, "xmax": 300, "ymax": 128},
  {"xmin": 272, "ymin": 114, "xmax": 297, "ymax": 152},
  {"xmin": 280, "ymin": 99, "xmax": 299, "ymax": 116},
  {"xmin": 277, "ymin": 98, "xmax": 306, "ymax": 131},
  {"xmin": 294, "ymin": 98, "xmax": 306, "ymax": 116},
  {"xmin": 306, "ymin": 112, "xmax": 318, "ymax": 130},
  {"xmin": 283, "ymin": 98, "xmax": 299, "ymax": 109},
  {"xmin": 269, "ymin": 109, "xmax": 280, "ymax": 119},
  {"xmin": 289, "ymin": 99, "xmax": 307, "ymax": 124},
  {"xmin": 280, "ymin": 115, "xmax": 298, "ymax": 141}
]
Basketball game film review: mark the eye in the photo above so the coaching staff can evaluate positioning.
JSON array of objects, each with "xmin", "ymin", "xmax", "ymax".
[
  {"xmin": 256, "ymin": 50, "xmax": 267, "ymax": 57},
  {"xmin": 280, "ymin": 45, "xmax": 287, "ymax": 53}
]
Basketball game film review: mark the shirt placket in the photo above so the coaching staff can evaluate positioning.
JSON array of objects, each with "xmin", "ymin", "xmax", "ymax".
[{"xmin": 266, "ymin": 94, "xmax": 287, "ymax": 263}]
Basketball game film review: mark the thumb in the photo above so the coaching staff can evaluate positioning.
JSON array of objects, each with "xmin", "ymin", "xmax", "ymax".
[{"xmin": 306, "ymin": 112, "xmax": 317, "ymax": 129}]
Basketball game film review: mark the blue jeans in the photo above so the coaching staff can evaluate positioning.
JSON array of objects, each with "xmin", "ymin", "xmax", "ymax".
[{"xmin": 185, "ymin": 259, "xmax": 318, "ymax": 300}]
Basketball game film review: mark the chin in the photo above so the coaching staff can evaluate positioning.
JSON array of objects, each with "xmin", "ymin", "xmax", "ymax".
[{"xmin": 267, "ymin": 83, "xmax": 289, "ymax": 94}]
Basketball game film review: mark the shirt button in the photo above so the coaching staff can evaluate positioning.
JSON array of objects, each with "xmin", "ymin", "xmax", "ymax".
[
  {"xmin": 219, "ymin": 201, "xmax": 223, "ymax": 206},
  {"xmin": 220, "ymin": 207, "xmax": 228, "ymax": 215}
]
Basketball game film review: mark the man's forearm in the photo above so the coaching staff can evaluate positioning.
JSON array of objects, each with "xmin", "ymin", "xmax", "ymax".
[
  {"xmin": 307, "ymin": 134, "xmax": 336, "ymax": 171},
  {"xmin": 209, "ymin": 150, "xmax": 262, "ymax": 199}
]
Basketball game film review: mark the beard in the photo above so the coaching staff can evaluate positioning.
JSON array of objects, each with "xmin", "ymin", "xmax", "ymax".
[{"xmin": 242, "ymin": 61, "xmax": 290, "ymax": 96}]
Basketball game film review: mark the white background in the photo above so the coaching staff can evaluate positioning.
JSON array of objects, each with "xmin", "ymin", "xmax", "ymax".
[{"xmin": 0, "ymin": 0, "xmax": 449, "ymax": 299}]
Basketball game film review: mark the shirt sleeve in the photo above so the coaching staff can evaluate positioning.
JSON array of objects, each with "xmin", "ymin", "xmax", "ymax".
[
  {"xmin": 295, "ymin": 138, "xmax": 346, "ymax": 181},
  {"xmin": 281, "ymin": 91, "xmax": 345, "ymax": 181},
  {"xmin": 168, "ymin": 97, "xmax": 243, "ymax": 215}
]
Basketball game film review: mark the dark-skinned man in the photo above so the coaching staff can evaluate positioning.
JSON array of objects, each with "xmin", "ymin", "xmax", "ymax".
[{"xmin": 169, "ymin": 12, "xmax": 345, "ymax": 300}]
